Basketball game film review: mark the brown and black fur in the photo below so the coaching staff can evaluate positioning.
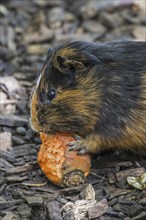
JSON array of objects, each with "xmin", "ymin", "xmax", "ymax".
[{"xmin": 31, "ymin": 40, "xmax": 146, "ymax": 155}]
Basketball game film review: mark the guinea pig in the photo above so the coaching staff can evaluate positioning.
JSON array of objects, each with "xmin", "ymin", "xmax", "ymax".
[{"xmin": 30, "ymin": 40, "xmax": 146, "ymax": 155}]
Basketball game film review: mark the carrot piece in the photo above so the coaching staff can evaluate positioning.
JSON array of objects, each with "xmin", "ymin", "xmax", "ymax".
[{"xmin": 38, "ymin": 132, "xmax": 91, "ymax": 187}]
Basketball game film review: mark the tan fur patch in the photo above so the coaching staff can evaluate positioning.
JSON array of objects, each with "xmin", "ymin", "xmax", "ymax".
[
  {"xmin": 83, "ymin": 111, "xmax": 146, "ymax": 153},
  {"xmin": 52, "ymin": 47, "xmax": 87, "ymax": 72},
  {"xmin": 30, "ymin": 92, "xmax": 41, "ymax": 132},
  {"xmin": 52, "ymin": 68, "xmax": 102, "ymax": 133}
]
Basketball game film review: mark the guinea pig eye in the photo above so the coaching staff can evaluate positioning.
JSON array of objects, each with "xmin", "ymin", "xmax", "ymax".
[{"xmin": 48, "ymin": 89, "xmax": 56, "ymax": 101}]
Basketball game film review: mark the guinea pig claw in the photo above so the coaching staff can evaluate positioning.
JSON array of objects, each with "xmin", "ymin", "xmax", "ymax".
[
  {"xmin": 68, "ymin": 141, "xmax": 82, "ymax": 150},
  {"xmin": 77, "ymin": 148, "xmax": 88, "ymax": 155},
  {"xmin": 68, "ymin": 141, "xmax": 89, "ymax": 155},
  {"xmin": 68, "ymin": 141, "xmax": 77, "ymax": 151}
]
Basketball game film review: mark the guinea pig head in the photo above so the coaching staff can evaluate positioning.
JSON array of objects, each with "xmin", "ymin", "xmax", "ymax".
[{"xmin": 30, "ymin": 42, "xmax": 101, "ymax": 136}]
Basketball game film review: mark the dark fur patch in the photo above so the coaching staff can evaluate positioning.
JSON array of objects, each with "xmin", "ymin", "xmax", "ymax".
[{"xmin": 31, "ymin": 40, "xmax": 146, "ymax": 152}]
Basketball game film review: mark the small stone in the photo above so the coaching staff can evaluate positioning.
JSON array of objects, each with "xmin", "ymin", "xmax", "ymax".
[
  {"xmin": 35, "ymin": 0, "xmax": 63, "ymax": 7},
  {"xmin": 132, "ymin": 26, "xmax": 146, "ymax": 40},
  {"xmin": 16, "ymin": 127, "xmax": 27, "ymax": 136},
  {"xmin": 99, "ymin": 12, "xmax": 123, "ymax": 29},
  {"xmin": 0, "ymin": 103, "xmax": 16, "ymax": 115},
  {"xmin": 0, "ymin": 76, "xmax": 20, "ymax": 94},
  {"xmin": 80, "ymin": 2, "xmax": 99, "ymax": 19},
  {"xmin": 55, "ymin": 33, "xmax": 94, "ymax": 44},
  {"xmin": 82, "ymin": 21, "xmax": 106, "ymax": 36},
  {"xmin": 14, "ymin": 72, "xmax": 30, "ymax": 80},
  {"xmin": 27, "ymin": 44, "xmax": 49, "ymax": 55},
  {"xmin": 64, "ymin": 12, "xmax": 76, "ymax": 22},
  {"xmin": 24, "ymin": 28, "xmax": 53, "ymax": 44},
  {"xmin": 0, "ymin": 90, "xmax": 16, "ymax": 116},
  {"xmin": 48, "ymin": 7, "xmax": 65, "ymax": 28},
  {"xmin": 7, "ymin": 26, "xmax": 16, "ymax": 51},
  {"xmin": 19, "ymin": 80, "xmax": 34, "ymax": 87}
]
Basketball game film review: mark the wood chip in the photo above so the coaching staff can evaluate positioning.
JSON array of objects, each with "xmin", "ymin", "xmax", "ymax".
[
  {"xmin": 132, "ymin": 211, "xmax": 146, "ymax": 220},
  {"xmin": 0, "ymin": 150, "xmax": 15, "ymax": 163},
  {"xmin": 107, "ymin": 172, "xmax": 116, "ymax": 184},
  {"xmin": 6, "ymin": 175, "xmax": 28, "ymax": 183},
  {"xmin": 80, "ymin": 184, "xmax": 96, "ymax": 200},
  {"xmin": 5, "ymin": 163, "xmax": 38, "ymax": 175},
  {"xmin": 63, "ymin": 198, "xmax": 109, "ymax": 220},
  {"xmin": 24, "ymin": 196, "xmax": 43, "ymax": 206},
  {"xmin": 116, "ymin": 167, "xmax": 145, "ymax": 182},
  {"xmin": 3, "ymin": 211, "xmax": 21, "ymax": 220},
  {"xmin": 0, "ymin": 115, "xmax": 28, "ymax": 127},
  {"xmin": 109, "ymin": 188, "xmax": 131, "ymax": 199},
  {"xmin": 22, "ymin": 181, "xmax": 47, "ymax": 187},
  {"xmin": 88, "ymin": 199, "xmax": 109, "ymax": 219},
  {"xmin": 0, "ymin": 200, "xmax": 22, "ymax": 211},
  {"xmin": 13, "ymin": 144, "xmax": 37, "ymax": 157}
]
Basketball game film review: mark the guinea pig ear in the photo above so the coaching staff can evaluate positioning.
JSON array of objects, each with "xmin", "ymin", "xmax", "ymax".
[{"xmin": 56, "ymin": 55, "xmax": 85, "ymax": 73}]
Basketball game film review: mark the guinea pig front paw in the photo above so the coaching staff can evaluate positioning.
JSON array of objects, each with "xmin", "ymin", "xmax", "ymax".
[{"xmin": 68, "ymin": 140, "xmax": 90, "ymax": 155}]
